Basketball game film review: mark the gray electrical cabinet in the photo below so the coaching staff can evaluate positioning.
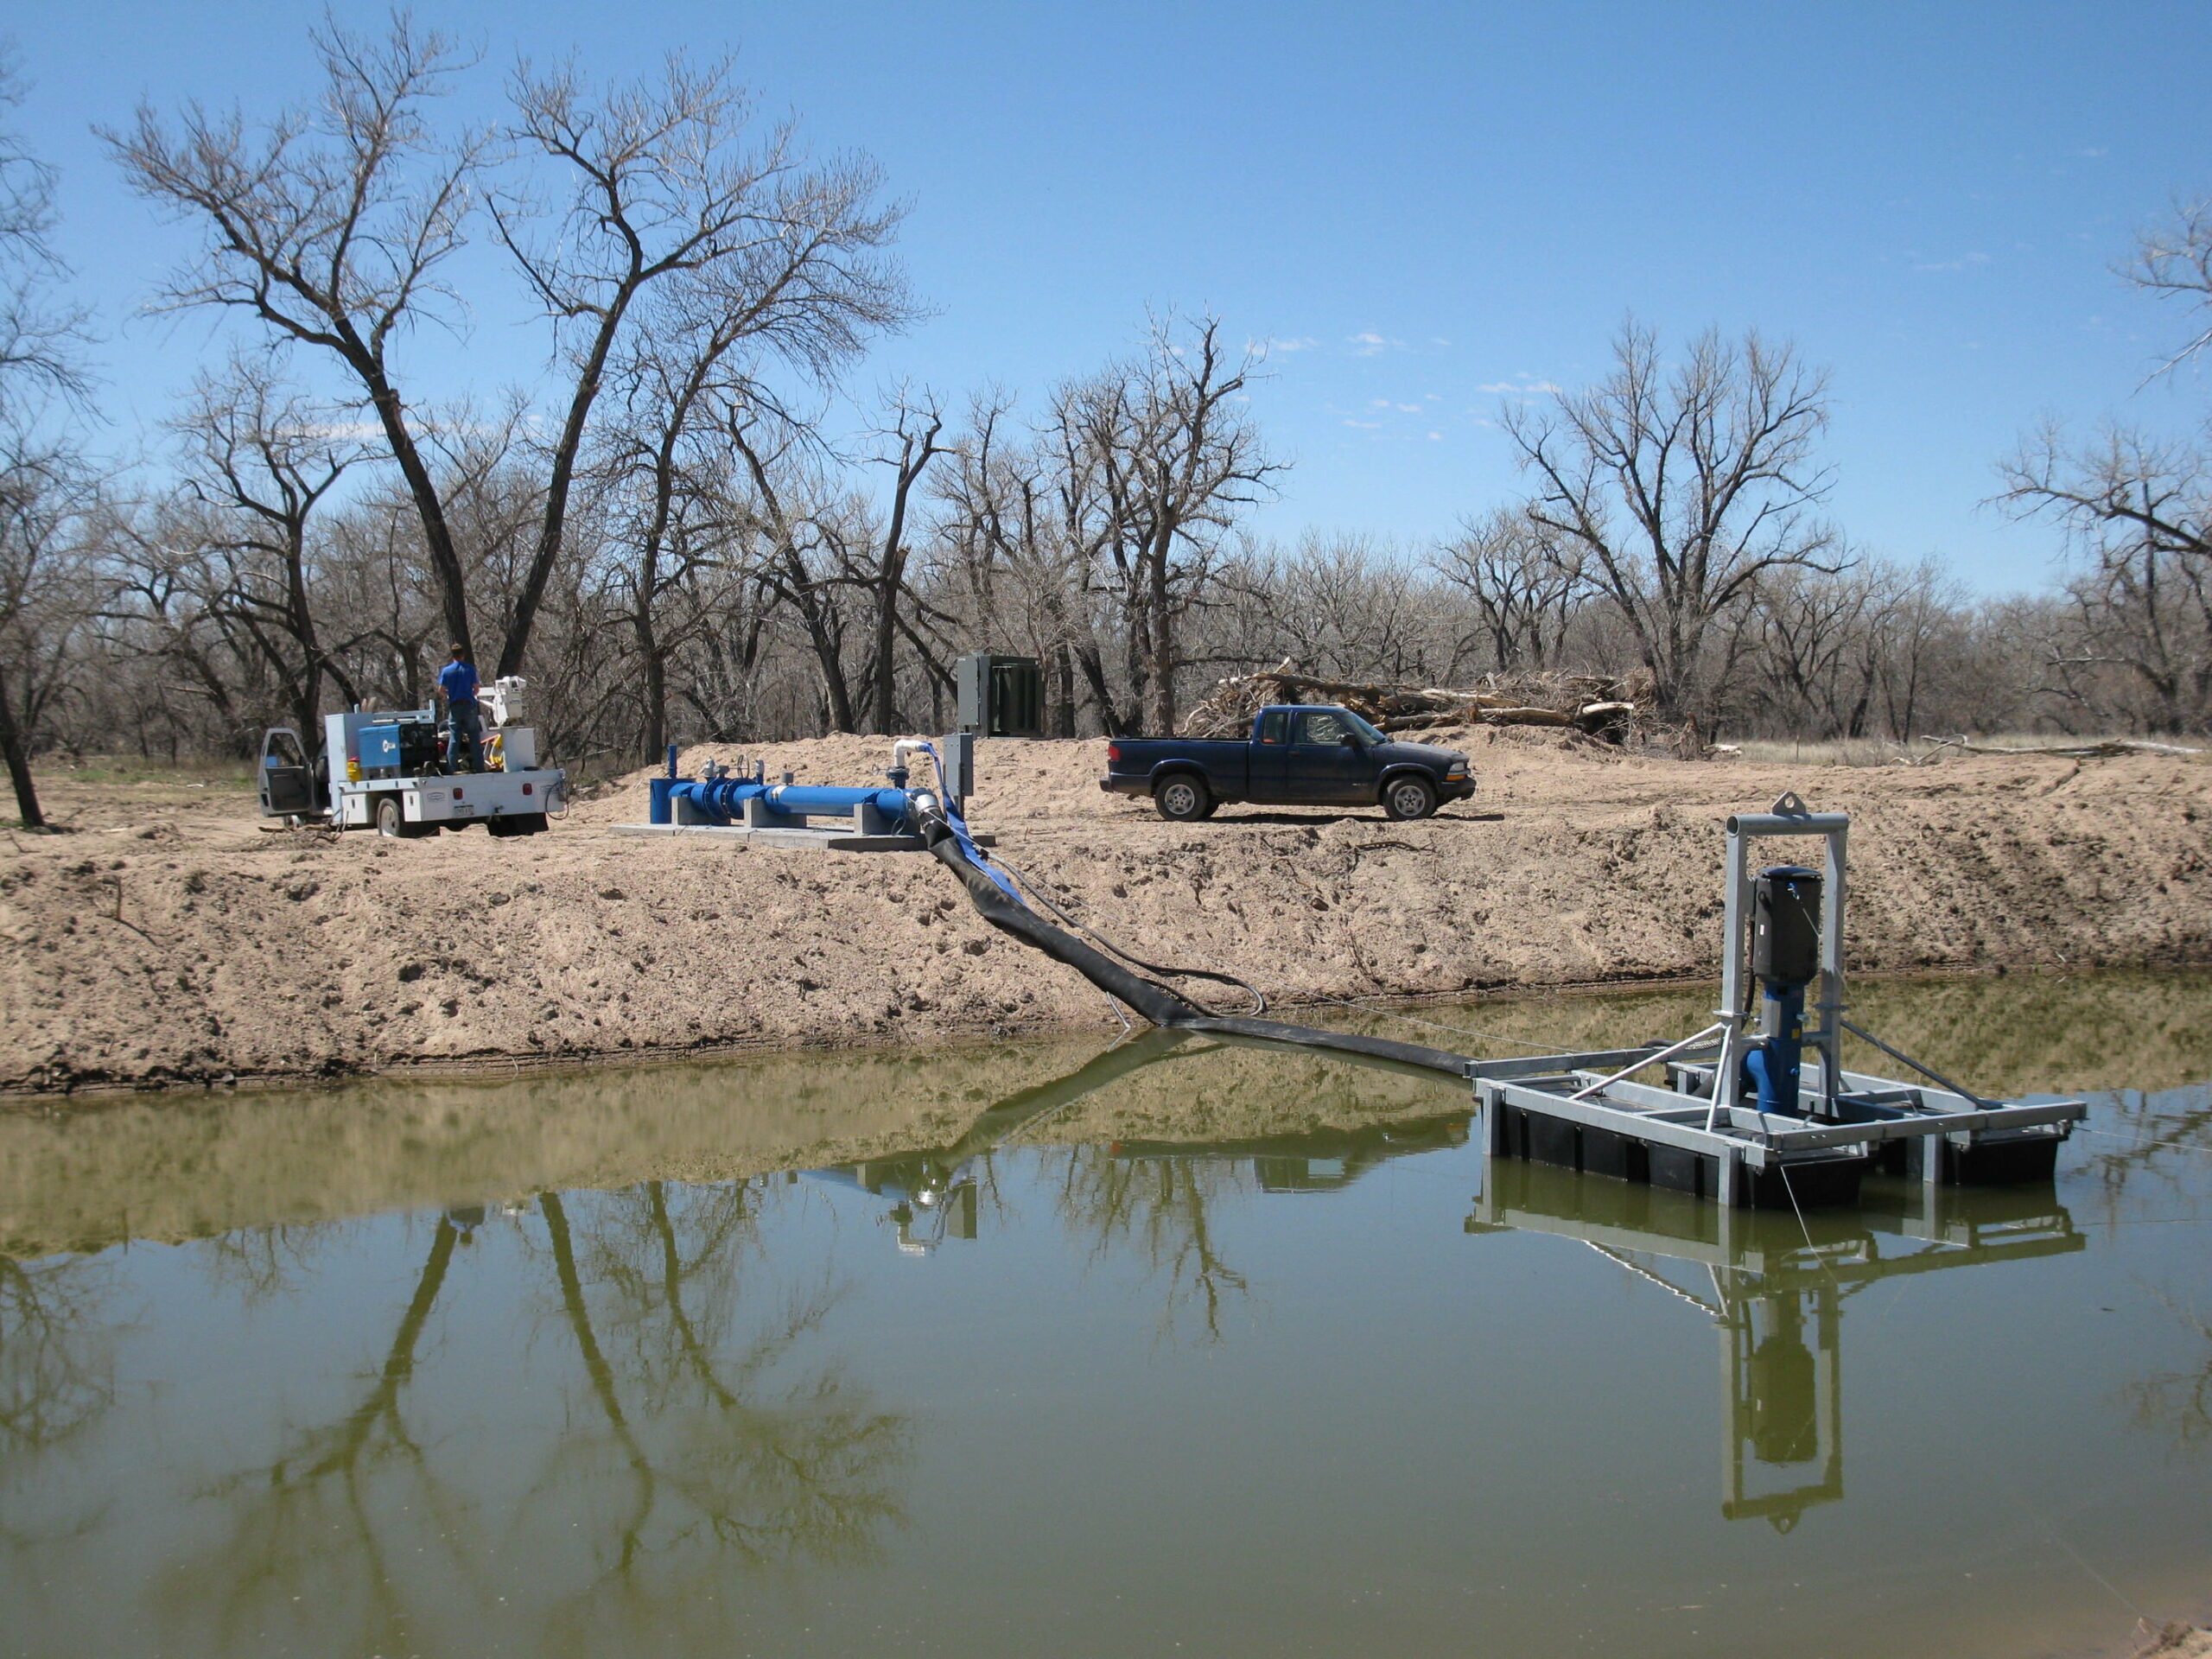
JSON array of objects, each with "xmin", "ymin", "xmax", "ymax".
[{"xmin": 955, "ymin": 653, "xmax": 1044, "ymax": 738}]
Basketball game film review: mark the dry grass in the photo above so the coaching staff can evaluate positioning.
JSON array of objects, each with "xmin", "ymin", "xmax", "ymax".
[
  {"xmin": 1723, "ymin": 734, "xmax": 2158, "ymax": 768},
  {"xmin": 37, "ymin": 756, "xmax": 256, "ymax": 790}
]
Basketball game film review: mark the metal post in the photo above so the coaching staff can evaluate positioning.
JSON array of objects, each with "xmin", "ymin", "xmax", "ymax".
[
  {"xmin": 1711, "ymin": 824, "xmax": 1751, "ymax": 1123},
  {"xmin": 1815, "ymin": 823, "xmax": 1847, "ymax": 1110}
]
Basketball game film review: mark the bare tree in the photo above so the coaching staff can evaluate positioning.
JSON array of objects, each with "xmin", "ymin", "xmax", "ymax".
[
  {"xmin": 2128, "ymin": 194, "xmax": 2212, "ymax": 380},
  {"xmin": 726, "ymin": 411, "xmax": 865, "ymax": 732},
  {"xmin": 169, "ymin": 359, "xmax": 365, "ymax": 739},
  {"xmin": 0, "ymin": 52, "xmax": 94, "ymax": 824},
  {"xmin": 927, "ymin": 395, "xmax": 1091, "ymax": 734},
  {"xmin": 1999, "ymin": 423, "xmax": 2212, "ymax": 732},
  {"xmin": 1047, "ymin": 318, "xmax": 1282, "ymax": 734},
  {"xmin": 107, "ymin": 14, "xmax": 486, "ymax": 658},
  {"xmin": 1504, "ymin": 321, "xmax": 1842, "ymax": 732},
  {"xmin": 0, "ymin": 436, "xmax": 96, "ymax": 824},
  {"xmin": 0, "ymin": 52, "xmax": 88, "ymax": 417},
  {"xmin": 855, "ymin": 391, "xmax": 946, "ymax": 733},
  {"xmin": 1431, "ymin": 506, "xmax": 1592, "ymax": 674},
  {"xmin": 492, "ymin": 54, "xmax": 912, "ymax": 678}
]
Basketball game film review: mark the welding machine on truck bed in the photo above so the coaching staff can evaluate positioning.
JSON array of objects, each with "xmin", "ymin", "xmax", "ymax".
[{"xmin": 257, "ymin": 677, "xmax": 565, "ymax": 840}]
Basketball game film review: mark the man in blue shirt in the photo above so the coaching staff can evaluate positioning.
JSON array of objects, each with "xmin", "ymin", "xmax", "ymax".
[{"xmin": 437, "ymin": 645, "xmax": 482, "ymax": 773}]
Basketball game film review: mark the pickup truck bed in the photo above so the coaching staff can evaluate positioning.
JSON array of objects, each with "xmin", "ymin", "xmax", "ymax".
[{"xmin": 1099, "ymin": 704, "xmax": 1473, "ymax": 821}]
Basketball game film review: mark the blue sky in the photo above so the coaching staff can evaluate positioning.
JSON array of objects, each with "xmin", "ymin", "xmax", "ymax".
[{"xmin": 10, "ymin": 0, "xmax": 2212, "ymax": 589}]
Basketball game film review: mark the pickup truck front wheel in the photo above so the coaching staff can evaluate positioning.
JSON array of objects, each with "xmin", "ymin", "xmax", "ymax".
[
  {"xmin": 1382, "ymin": 774, "xmax": 1439, "ymax": 822},
  {"xmin": 1154, "ymin": 774, "xmax": 1216, "ymax": 822}
]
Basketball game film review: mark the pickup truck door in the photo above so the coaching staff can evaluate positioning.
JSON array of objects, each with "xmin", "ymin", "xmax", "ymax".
[
  {"xmin": 1248, "ymin": 709, "xmax": 1295, "ymax": 802},
  {"xmin": 1287, "ymin": 709, "xmax": 1376, "ymax": 805},
  {"xmin": 258, "ymin": 728, "xmax": 319, "ymax": 818}
]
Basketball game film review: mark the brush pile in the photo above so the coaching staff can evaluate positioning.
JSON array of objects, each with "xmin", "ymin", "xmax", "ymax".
[{"xmin": 1177, "ymin": 664, "xmax": 1656, "ymax": 742}]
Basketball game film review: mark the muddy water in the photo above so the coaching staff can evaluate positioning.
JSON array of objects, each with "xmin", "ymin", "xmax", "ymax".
[{"xmin": 3, "ymin": 972, "xmax": 2209, "ymax": 1658}]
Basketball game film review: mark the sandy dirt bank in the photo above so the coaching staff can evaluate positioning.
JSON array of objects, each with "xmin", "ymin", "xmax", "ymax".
[{"xmin": 4, "ymin": 728, "xmax": 2209, "ymax": 1095}]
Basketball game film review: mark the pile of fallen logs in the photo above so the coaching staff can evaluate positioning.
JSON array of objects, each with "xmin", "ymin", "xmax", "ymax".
[{"xmin": 1177, "ymin": 664, "xmax": 1656, "ymax": 742}]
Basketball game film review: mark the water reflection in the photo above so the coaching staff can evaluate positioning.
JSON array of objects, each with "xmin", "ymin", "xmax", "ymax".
[
  {"xmin": 804, "ymin": 1029, "xmax": 1468, "ymax": 1339},
  {"xmin": 1468, "ymin": 1160, "xmax": 2084, "ymax": 1530},
  {"xmin": 2091, "ymin": 1083, "xmax": 2212, "ymax": 1449},
  {"xmin": 3, "ymin": 1185, "xmax": 913, "ymax": 1658},
  {"xmin": 2, "ymin": 978, "xmax": 2209, "ymax": 1657},
  {"xmin": 0, "ymin": 1249, "xmax": 120, "ymax": 1465}
]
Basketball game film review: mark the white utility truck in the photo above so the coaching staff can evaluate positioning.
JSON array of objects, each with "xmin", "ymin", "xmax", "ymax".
[{"xmin": 257, "ymin": 677, "xmax": 565, "ymax": 839}]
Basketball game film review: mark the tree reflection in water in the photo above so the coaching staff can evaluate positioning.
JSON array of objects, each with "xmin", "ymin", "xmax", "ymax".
[
  {"xmin": 1050, "ymin": 1148, "xmax": 1254, "ymax": 1344},
  {"xmin": 0, "ymin": 1253, "xmax": 120, "ymax": 1465},
  {"xmin": 0, "ymin": 1249, "xmax": 124, "ymax": 1581},
  {"xmin": 152, "ymin": 1214, "xmax": 473, "ymax": 1656},
  {"xmin": 531, "ymin": 1183, "xmax": 911, "ymax": 1585},
  {"xmin": 2080, "ymin": 1085, "xmax": 2212, "ymax": 1452},
  {"xmin": 141, "ymin": 1180, "xmax": 910, "ymax": 1656}
]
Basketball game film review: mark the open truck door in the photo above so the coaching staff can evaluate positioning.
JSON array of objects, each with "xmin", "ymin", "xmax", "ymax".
[{"xmin": 258, "ymin": 727, "xmax": 322, "ymax": 822}]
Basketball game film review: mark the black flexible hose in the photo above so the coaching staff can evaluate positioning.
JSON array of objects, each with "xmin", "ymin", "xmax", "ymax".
[
  {"xmin": 924, "ymin": 824, "xmax": 1472, "ymax": 1080},
  {"xmin": 993, "ymin": 849, "xmax": 1266, "ymax": 1016}
]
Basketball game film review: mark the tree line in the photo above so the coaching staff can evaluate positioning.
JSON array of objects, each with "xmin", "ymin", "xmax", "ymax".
[{"xmin": 2, "ymin": 17, "xmax": 2209, "ymax": 827}]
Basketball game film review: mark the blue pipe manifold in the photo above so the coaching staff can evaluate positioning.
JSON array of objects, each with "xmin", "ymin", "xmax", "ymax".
[{"xmin": 649, "ymin": 775, "xmax": 918, "ymax": 829}]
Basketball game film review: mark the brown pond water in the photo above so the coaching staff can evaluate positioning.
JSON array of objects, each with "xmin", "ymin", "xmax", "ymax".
[{"xmin": 3, "ymin": 971, "xmax": 2209, "ymax": 1657}]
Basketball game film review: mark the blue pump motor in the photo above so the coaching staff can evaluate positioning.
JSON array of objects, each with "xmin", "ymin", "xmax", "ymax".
[{"xmin": 1742, "ymin": 865, "xmax": 1823, "ymax": 1116}]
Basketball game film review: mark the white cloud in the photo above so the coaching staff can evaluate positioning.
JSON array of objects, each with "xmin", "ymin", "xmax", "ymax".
[
  {"xmin": 1348, "ymin": 330, "xmax": 1402, "ymax": 356},
  {"xmin": 1910, "ymin": 251, "xmax": 1992, "ymax": 272},
  {"xmin": 1255, "ymin": 335, "xmax": 1319, "ymax": 356},
  {"xmin": 1343, "ymin": 418, "xmax": 1382, "ymax": 429},
  {"xmin": 1427, "ymin": 431, "xmax": 1442, "ymax": 441},
  {"xmin": 1395, "ymin": 403, "xmax": 1421, "ymax": 412}
]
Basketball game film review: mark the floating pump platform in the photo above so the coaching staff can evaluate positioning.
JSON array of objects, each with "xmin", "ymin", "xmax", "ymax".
[{"xmin": 1465, "ymin": 794, "xmax": 2086, "ymax": 1210}]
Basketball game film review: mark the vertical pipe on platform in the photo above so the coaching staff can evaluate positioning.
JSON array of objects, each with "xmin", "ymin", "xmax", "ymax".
[
  {"xmin": 1815, "ymin": 823, "xmax": 1848, "ymax": 1109},
  {"xmin": 1711, "ymin": 824, "xmax": 1751, "ymax": 1127}
]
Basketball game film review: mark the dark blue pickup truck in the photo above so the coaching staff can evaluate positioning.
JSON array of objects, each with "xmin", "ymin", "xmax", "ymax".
[{"xmin": 1099, "ymin": 704, "xmax": 1475, "ymax": 821}]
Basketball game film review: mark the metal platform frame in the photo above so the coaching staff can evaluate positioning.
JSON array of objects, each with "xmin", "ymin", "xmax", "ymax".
[{"xmin": 1470, "ymin": 796, "xmax": 2087, "ymax": 1208}]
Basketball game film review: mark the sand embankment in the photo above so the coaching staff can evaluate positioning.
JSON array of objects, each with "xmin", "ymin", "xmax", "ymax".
[{"xmin": 4, "ymin": 728, "xmax": 2209, "ymax": 1095}]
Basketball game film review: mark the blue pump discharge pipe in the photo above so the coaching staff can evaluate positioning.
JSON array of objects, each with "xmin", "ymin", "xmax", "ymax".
[
  {"xmin": 648, "ymin": 747, "xmax": 919, "ymax": 828},
  {"xmin": 1742, "ymin": 982, "xmax": 1807, "ymax": 1116}
]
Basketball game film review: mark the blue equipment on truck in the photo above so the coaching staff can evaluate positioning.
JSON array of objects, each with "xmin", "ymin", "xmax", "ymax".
[{"xmin": 256, "ymin": 677, "xmax": 565, "ymax": 841}]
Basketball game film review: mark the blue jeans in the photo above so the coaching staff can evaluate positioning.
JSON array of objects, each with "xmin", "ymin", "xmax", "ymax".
[{"xmin": 448, "ymin": 701, "xmax": 483, "ymax": 772}]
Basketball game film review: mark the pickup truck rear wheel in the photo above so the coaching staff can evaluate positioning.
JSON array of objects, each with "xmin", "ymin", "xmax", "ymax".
[
  {"xmin": 1382, "ymin": 774, "xmax": 1439, "ymax": 822},
  {"xmin": 1154, "ymin": 774, "xmax": 1216, "ymax": 822}
]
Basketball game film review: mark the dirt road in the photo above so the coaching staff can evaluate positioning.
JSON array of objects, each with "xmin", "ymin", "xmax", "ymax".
[{"xmin": 4, "ymin": 726, "xmax": 2209, "ymax": 1094}]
